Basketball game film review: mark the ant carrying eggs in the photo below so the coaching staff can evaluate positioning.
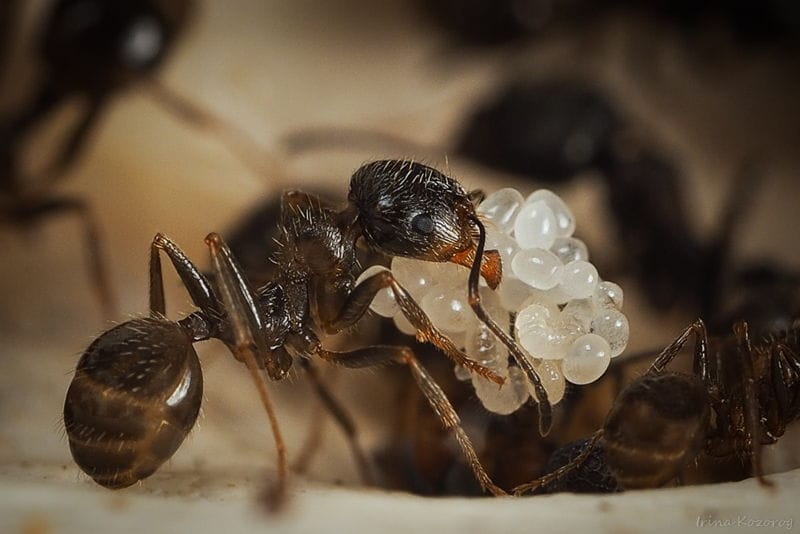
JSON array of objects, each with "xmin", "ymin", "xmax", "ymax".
[{"xmin": 358, "ymin": 186, "xmax": 630, "ymax": 415}]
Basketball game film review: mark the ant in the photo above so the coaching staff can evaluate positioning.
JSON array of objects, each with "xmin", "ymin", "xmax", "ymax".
[
  {"xmin": 1, "ymin": 0, "xmax": 276, "ymax": 316},
  {"xmin": 63, "ymin": 159, "xmax": 558, "ymax": 504},
  {"xmin": 515, "ymin": 315, "xmax": 800, "ymax": 495}
]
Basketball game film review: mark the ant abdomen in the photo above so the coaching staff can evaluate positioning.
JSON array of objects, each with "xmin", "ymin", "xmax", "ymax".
[
  {"xmin": 63, "ymin": 317, "xmax": 203, "ymax": 489},
  {"xmin": 603, "ymin": 372, "xmax": 709, "ymax": 489}
]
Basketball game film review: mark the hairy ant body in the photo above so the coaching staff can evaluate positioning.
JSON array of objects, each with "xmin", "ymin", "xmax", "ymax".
[
  {"xmin": 516, "ymin": 316, "xmax": 800, "ymax": 494},
  {"xmin": 64, "ymin": 160, "xmax": 557, "ymax": 502}
]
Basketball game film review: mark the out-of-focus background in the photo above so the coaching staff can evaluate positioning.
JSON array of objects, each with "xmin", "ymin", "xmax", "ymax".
[{"xmin": 1, "ymin": 0, "xmax": 799, "ymax": 531}]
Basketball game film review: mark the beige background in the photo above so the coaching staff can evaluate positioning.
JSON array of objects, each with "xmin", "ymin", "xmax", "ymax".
[{"xmin": 1, "ymin": 0, "xmax": 799, "ymax": 532}]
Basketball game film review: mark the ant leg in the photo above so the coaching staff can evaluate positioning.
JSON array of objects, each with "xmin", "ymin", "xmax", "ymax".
[
  {"xmin": 312, "ymin": 344, "xmax": 507, "ymax": 496},
  {"xmin": 732, "ymin": 322, "xmax": 773, "ymax": 487},
  {"xmin": 139, "ymin": 78, "xmax": 285, "ymax": 183},
  {"xmin": 204, "ymin": 233, "xmax": 288, "ymax": 510},
  {"xmin": 148, "ymin": 233, "xmax": 219, "ymax": 317},
  {"xmin": 648, "ymin": 319, "xmax": 709, "ymax": 378},
  {"xmin": 295, "ymin": 358, "xmax": 375, "ymax": 485},
  {"xmin": 469, "ymin": 216, "xmax": 552, "ymax": 435},
  {"xmin": 14, "ymin": 196, "xmax": 117, "ymax": 318},
  {"xmin": 701, "ymin": 160, "xmax": 762, "ymax": 319},
  {"xmin": 43, "ymin": 97, "xmax": 107, "ymax": 178},
  {"xmin": 318, "ymin": 269, "xmax": 504, "ymax": 385},
  {"xmin": 512, "ymin": 431, "xmax": 604, "ymax": 496}
]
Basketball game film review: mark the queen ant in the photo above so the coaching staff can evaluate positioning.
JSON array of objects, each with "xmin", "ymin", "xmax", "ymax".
[
  {"xmin": 515, "ymin": 314, "xmax": 800, "ymax": 495},
  {"xmin": 64, "ymin": 159, "xmax": 559, "ymax": 505}
]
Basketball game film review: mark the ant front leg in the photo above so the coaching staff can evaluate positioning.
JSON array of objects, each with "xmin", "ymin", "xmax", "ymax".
[
  {"xmin": 204, "ymin": 233, "xmax": 289, "ymax": 510},
  {"xmin": 305, "ymin": 342, "xmax": 507, "ymax": 496},
  {"xmin": 468, "ymin": 216, "xmax": 552, "ymax": 435},
  {"xmin": 317, "ymin": 269, "xmax": 504, "ymax": 385}
]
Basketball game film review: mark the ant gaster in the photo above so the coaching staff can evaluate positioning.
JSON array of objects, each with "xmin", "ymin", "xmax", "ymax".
[
  {"xmin": 515, "ymin": 316, "xmax": 800, "ymax": 494},
  {"xmin": 64, "ymin": 160, "xmax": 556, "ymax": 502}
]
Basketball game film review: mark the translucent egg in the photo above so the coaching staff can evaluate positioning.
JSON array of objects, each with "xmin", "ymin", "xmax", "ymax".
[
  {"xmin": 485, "ymin": 227, "xmax": 518, "ymax": 272},
  {"xmin": 391, "ymin": 257, "xmax": 436, "ymax": 299},
  {"xmin": 356, "ymin": 265, "xmax": 398, "ymax": 317},
  {"xmin": 497, "ymin": 275, "xmax": 535, "ymax": 311},
  {"xmin": 527, "ymin": 189, "xmax": 576, "ymax": 237},
  {"xmin": 511, "ymin": 248, "xmax": 563, "ymax": 290},
  {"xmin": 551, "ymin": 237, "xmax": 589, "ymax": 264},
  {"xmin": 465, "ymin": 322, "xmax": 506, "ymax": 367},
  {"xmin": 515, "ymin": 303, "xmax": 552, "ymax": 333},
  {"xmin": 559, "ymin": 260, "xmax": 599, "ymax": 299},
  {"xmin": 593, "ymin": 281, "xmax": 624, "ymax": 310},
  {"xmin": 428, "ymin": 262, "xmax": 471, "ymax": 292},
  {"xmin": 528, "ymin": 359, "xmax": 566, "ymax": 405},
  {"xmin": 517, "ymin": 322, "xmax": 572, "ymax": 359},
  {"xmin": 558, "ymin": 299, "xmax": 594, "ymax": 337},
  {"xmin": 454, "ymin": 364, "xmax": 472, "ymax": 381},
  {"xmin": 514, "ymin": 200, "xmax": 557, "ymax": 250},
  {"xmin": 477, "ymin": 188, "xmax": 525, "ymax": 234},
  {"xmin": 562, "ymin": 334, "xmax": 611, "ymax": 385},
  {"xmin": 421, "ymin": 284, "xmax": 473, "ymax": 333},
  {"xmin": 473, "ymin": 366, "xmax": 529, "ymax": 415},
  {"xmin": 590, "ymin": 309, "xmax": 630, "ymax": 357},
  {"xmin": 393, "ymin": 312, "xmax": 417, "ymax": 336}
]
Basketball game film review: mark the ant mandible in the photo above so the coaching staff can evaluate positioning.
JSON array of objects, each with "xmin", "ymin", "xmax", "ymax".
[{"xmin": 64, "ymin": 160, "xmax": 555, "ymax": 503}]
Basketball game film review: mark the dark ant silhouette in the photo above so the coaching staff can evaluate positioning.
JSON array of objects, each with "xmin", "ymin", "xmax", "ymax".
[
  {"xmin": 1, "ymin": 0, "xmax": 277, "ymax": 316},
  {"xmin": 64, "ymin": 160, "xmax": 560, "ymax": 505},
  {"xmin": 514, "ymin": 315, "xmax": 800, "ymax": 495}
]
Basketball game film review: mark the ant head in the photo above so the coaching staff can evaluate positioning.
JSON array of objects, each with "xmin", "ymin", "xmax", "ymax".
[
  {"xmin": 349, "ymin": 160, "xmax": 502, "ymax": 288},
  {"xmin": 43, "ymin": 0, "xmax": 191, "ymax": 90}
]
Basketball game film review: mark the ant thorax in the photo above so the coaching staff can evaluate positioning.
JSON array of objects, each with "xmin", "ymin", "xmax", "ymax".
[
  {"xmin": 275, "ymin": 194, "xmax": 359, "ymax": 328},
  {"xmin": 359, "ymin": 186, "xmax": 630, "ymax": 415}
]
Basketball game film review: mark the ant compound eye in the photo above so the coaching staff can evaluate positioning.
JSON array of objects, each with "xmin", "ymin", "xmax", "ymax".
[{"xmin": 411, "ymin": 213, "xmax": 435, "ymax": 235}]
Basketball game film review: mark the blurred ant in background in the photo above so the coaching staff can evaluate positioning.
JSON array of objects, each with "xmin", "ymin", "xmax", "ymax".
[
  {"xmin": 1, "ymin": 0, "xmax": 276, "ymax": 316},
  {"xmin": 518, "ymin": 312, "xmax": 800, "ymax": 495},
  {"xmin": 416, "ymin": 0, "xmax": 800, "ymax": 49}
]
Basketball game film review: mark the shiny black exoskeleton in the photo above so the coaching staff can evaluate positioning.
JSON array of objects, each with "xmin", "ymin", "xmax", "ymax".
[{"xmin": 65, "ymin": 160, "xmax": 557, "ymax": 500}]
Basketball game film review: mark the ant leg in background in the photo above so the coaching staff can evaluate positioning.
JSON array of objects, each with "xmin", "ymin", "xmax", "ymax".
[
  {"xmin": 701, "ymin": 159, "xmax": 763, "ymax": 320},
  {"xmin": 306, "ymin": 343, "xmax": 507, "ymax": 496},
  {"xmin": 139, "ymin": 78, "xmax": 285, "ymax": 182},
  {"xmin": 318, "ymin": 269, "xmax": 504, "ymax": 385},
  {"xmin": 205, "ymin": 233, "xmax": 289, "ymax": 510},
  {"xmin": 467, "ymin": 215, "xmax": 553, "ymax": 435},
  {"xmin": 5, "ymin": 196, "xmax": 117, "ymax": 318},
  {"xmin": 294, "ymin": 358, "xmax": 375, "ymax": 485}
]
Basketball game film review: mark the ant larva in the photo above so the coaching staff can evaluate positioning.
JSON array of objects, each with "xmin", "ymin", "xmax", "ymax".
[
  {"xmin": 64, "ymin": 159, "xmax": 560, "ymax": 505},
  {"xmin": 515, "ymin": 315, "xmax": 800, "ymax": 495}
]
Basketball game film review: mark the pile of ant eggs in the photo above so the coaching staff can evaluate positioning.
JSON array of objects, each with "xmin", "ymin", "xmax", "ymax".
[{"xmin": 356, "ymin": 188, "xmax": 629, "ymax": 415}]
